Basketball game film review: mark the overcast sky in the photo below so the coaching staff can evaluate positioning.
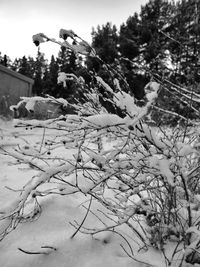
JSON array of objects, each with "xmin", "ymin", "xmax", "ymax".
[{"xmin": 0, "ymin": 0, "xmax": 148, "ymax": 61}]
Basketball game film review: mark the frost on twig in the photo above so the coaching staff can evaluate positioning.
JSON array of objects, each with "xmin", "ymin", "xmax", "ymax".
[
  {"xmin": 1, "ymin": 28, "xmax": 200, "ymax": 267},
  {"xmin": 32, "ymin": 30, "xmax": 96, "ymax": 57},
  {"xmin": 18, "ymin": 245, "xmax": 57, "ymax": 255}
]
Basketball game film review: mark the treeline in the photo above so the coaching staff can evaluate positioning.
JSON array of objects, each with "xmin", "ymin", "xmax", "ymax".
[
  {"xmin": 0, "ymin": 50, "xmax": 87, "ymax": 104},
  {"xmin": 1, "ymin": 0, "xmax": 200, "ymax": 124},
  {"xmin": 88, "ymin": 0, "xmax": 200, "ymax": 123}
]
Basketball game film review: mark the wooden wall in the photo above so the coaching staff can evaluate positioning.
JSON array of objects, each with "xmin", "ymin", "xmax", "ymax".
[{"xmin": 0, "ymin": 65, "xmax": 34, "ymax": 116}]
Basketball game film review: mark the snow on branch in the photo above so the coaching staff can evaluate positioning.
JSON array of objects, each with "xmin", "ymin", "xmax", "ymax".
[
  {"xmin": 2, "ymin": 27, "xmax": 200, "ymax": 266},
  {"xmin": 32, "ymin": 30, "xmax": 96, "ymax": 57}
]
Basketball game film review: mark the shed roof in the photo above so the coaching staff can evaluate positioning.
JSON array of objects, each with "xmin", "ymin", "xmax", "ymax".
[{"xmin": 0, "ymin": 64, "xmax": 34, "ymax": 85}]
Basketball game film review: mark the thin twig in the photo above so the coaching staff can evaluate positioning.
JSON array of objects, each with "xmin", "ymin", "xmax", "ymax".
[
  {"xmin": 70, "ymin": 195, "xmax": 93, "ymax": 239},
  {"xmin": 120, "ymin": 244, "xmax": 157, "ymax": 267},
  {"xmin": 18, "ymin": 247, "xmax": 49, "ymax": 255},
  {"xmin": 39, "ymin": 127, "xmax": 46, "ymax": 153}
]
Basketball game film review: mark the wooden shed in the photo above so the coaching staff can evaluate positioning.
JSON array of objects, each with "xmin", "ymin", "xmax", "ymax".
[{"xmin": 0, "ymin": 65, "xmax": 34, "ymax": 116}]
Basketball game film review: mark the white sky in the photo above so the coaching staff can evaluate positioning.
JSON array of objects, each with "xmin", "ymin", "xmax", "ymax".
[{"xmin": 0, "ymin": 0, "xmax": 148, "ymax": 61}]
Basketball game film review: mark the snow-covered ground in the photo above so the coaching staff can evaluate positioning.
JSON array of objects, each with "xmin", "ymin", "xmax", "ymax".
[
  {"xmin": 0, "ymin": 119, "xmax": 146, "ymax": 267},
  {"xmin": 0, "ymin": 119, "xmax": 194, "ymax": 267}
]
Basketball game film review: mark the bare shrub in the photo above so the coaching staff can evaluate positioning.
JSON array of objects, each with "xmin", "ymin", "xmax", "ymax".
[{"xmin": 1, "ymin": 29, "xmax": 200, "ymax": 266}]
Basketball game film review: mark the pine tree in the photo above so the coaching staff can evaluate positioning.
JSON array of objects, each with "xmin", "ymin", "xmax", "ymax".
[
  {"xmin": 119, "ymin": 13, "xmax": 140, "ymax": 60},
  {"xmin": 139, "ymin": 0, "xmax": 175, "ymax": 73},
  {"xmin": 42, "ymin": 55, "xmax": 60, "ymax": 97},
  {"xmin": 166, "ymin": 0, "xmax": 200, "ymax": 86},
  {"xmin": 10, "ymin": 58, "xmax": 20, "ymax": 72},
  {"xmin": 118, "ymin": 13, "xmax": 147, "ymax": 100},
  {"xmin": 56, "ymin": 46, "xmax": 84, "ymax": 101},
  {"xmin": 57, "ymin": 46, "xmax": 77, "ymax": 73},
  {"xmin": 157, "ymin": 0, "xmax": 200, "ymax": 123},
  {"xmin": 32, "ymin": 51, "xmax": 47, "ymax": 95},
  {"xmin": 17, "ymin": 56, "xmax": 34, "ymax": 78},
  {"xmin": 0, "ymin": 53, "xmax": 12, "ymax": 68},
  {"xmin": 90, "ymin": 22, "xmax": 119, "ymax": 65}
]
